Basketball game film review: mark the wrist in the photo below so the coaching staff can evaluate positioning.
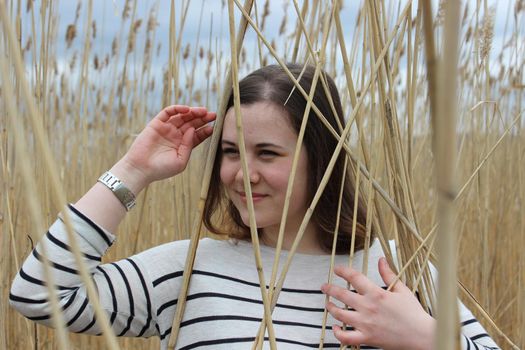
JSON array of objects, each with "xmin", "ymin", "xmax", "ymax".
[
  {"xmin": 411, "ymin": 315, "xmax": 435, "ymax": 350},
  {"xmin": 109, "ymin": 158, "xmax": 150, "ymax": 196}
]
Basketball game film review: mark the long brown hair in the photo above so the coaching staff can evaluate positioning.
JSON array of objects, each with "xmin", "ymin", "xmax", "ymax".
[{"xmin": 203, "ymin": 63, "xmax": 371, "ymax": 253}]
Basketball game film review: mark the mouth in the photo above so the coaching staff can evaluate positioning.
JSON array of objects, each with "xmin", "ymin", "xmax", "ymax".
[{"xmin": 237, "ymin": 191, "xmax": 267, "ymax": 203}]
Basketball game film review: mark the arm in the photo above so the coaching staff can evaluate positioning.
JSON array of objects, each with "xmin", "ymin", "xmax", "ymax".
[
  {"xmin": 321, "ymin": 258, "xmax": 501, "ymax": 350},
  {"xmin": 9, "ymin": 105, "xmax": 215, "ymax": 335},
  {"xmin": 75, "ymin": 105, "xmax": 215, "ymax": 233}
]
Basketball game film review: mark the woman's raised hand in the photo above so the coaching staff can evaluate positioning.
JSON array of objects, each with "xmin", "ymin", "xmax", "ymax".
[
  {"xmin": 120, "ymin": 105, "xmax": 216, "ymax": 186},
  {"xmin": 321, "ymin": 258, "xmax": 435, "ymax": 350}
]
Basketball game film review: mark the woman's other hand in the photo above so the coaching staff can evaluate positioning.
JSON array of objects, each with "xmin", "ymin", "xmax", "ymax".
[
  {"xmin": 121, "ymin": 105, "xmax": 216, "ymax": 186},
  {"xmin": 321, "ymin": 257, "xmax": 435, "ymax": 350}
]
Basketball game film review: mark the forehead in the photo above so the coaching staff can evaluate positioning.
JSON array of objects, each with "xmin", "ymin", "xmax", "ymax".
[{"xmin": 222, "ymin": 102, "xmax": 297, "ymax": 142}]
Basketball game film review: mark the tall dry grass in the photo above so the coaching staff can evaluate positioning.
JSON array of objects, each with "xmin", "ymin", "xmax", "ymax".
[{"xmin": 1, "ymin": 0, "xmax": 523, "ymax": 349}]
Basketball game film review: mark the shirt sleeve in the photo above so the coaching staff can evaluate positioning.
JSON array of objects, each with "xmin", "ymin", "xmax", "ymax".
[
  {"xmin": 9, "ymin": 204, "xmax": 159, "ymax": 338},
  {"xmin": 388, "ymin": 240, "xmax": 502, "ymax": 349},
  {"xmin": 458, "ymin": 301, "xmax": 501, "ymax": 350}
]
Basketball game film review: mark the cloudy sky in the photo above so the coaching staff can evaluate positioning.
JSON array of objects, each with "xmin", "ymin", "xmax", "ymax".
[{"xmin": 16, "ymin": 0, "xmax": 520, "ymax": 110}]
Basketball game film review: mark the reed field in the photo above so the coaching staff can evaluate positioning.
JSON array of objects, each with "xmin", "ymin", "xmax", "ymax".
[{"xmin": 1, "ymin": 0, "xmax": 524, "ymax": 349}]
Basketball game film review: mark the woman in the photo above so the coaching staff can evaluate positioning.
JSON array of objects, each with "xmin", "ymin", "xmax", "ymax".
[{"xmin": 10, "ymin": 64, "xmax": 499, "ymax": 349}]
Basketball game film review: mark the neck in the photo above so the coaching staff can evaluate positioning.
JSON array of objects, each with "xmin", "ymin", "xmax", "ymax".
[{"xmin": 260, "ymin": 222, "xmax": 326, "ymax": 255}]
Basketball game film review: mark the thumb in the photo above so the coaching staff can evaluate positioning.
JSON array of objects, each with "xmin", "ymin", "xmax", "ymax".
[{"xmin": 378, "ymin": 257, "xmax": 408, "ymax": 293}]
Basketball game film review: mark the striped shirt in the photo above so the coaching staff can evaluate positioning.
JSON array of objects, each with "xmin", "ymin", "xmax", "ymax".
[{"xmin": 10, "ymin": 205, "xmax": 500, "ymax": 349}]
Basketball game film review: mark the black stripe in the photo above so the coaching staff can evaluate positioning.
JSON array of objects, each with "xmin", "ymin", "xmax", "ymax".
[
  {"xmin": 179, "ymin": 336, "xmax": 256, "ymax": 350},
  {"xmin": 76, "ymin": 314, "xmax": 97, "ymax": 333},
  {"xmin": 66, "ymin": 297, "xmax": 89, "ymax": 327},
  {"xmin": 96, "ymin": 266, "xmax": 118, "ymax": 325},
  {"xmin": 159, "ymin": 315, "xmax": 337, "ymax": 340},
  {"xmin": 61, "ymin": 289, "xmax": 79, "ymax": 312},
  {"xmin": 119, "ymin": 315, "xmax": 134, "ymax": 336},
  {"xmin": 111, "ymin": 263, "xmax": 134, "ymax": 336},
  {"xmin": 126, "ymin": 258, "xmax": 153, "ymax": 337},
  {"xmin": 464, "ymin": 335, "xmax": 471, "ymax": 350},
  {"xmin": 179, "ymin": 336, "xmax": 369, "ymax": 350},
  {"xmin": 157, "ymin": 292, "xmax": 324, "ymax": 317},
  {"xmin": 9, "ymin": 293, "xmax": 47, "ymax": 304},
  {"xmin": 157, "ymin": 298, "xmax": 177, "ymax": 316},
  {"xmin": 46, "ymin": 231, "xmax": 101, "ymax": 261},
  {"xmin": 462, "ymin": 318, "xmax": 477, "ymax": 326},
  {"xmin": 67, "ymin": 204, "xmax": 112, "ymax": 246},
  {"xmin": 13, "ymin": 290, "xmax": 79, "ymax": 321},
  {"xmin": 28, "ymin": 314, "xmax": 51, "ymax": 321},
  {"xmin": 195, "ymin": 270, "xmax": 324, "ymax": 294},
  {"xmin": 187, "ymin": 292, "xmax": 325, "ymax": 312},
  {"xmin": 152, "ymin": 270, "xmax": 183, "ymax": 287},
  {"xmin": 183, "ymin": 315, "xmax": 335, "ymax": 330},
  {"xmin": 32, "ymin": 249, "xmax": 79, "ymax": 275},
  {"xmin": 19, "ymin": 268, "xmax": 76, "ymax": 291},
  {"xmin": 471, "ymin": 333, "xmax": 490, "ymax": 341},
  {"xmin": 153, "ymin": 269, "xmax": 324, "ymax": 294}
]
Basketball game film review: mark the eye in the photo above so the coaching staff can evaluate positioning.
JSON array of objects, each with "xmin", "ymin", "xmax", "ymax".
[
  {"xmin": 259, "ymin": 150, "xmax": 279, "ymax": 158},
  {"xmin": 222, "ymin": 147, "xmax": 239, "ymax": 156}
]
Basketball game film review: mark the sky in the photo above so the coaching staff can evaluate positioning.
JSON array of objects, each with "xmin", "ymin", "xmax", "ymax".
[{"xmin": 15, "ymin": 0, "xmax": 522, "ymax": 113}]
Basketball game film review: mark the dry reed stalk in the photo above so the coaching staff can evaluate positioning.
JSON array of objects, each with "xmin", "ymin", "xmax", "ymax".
[
  {"xmin": 0, "ymin": 52, "xmax": 35, "ymax": 350},
  {"xmin": 254, "ymin": 2, "xmax": 340, "ymax": 344},
  {"xmin": 0, "ymin": 3, "xmax": 121, "ymax": 349},
  {"xmin": 0, "ymin": 35, "xmax": 70, "ymax": 350},
  {"xmin": 291, "ymin": 0, "xmax": 308, "ymax": 62},
  {"xmin": 319, "ymin": 155, "xmax": 349, "ymax": 350},
  {"xmin": 166, "ymin": 1, "xmax": 255, "ymax": 348},
  {"xmin": 367, "ymin": 2, "xmax": 423, "ymax": 282},
  {"xmin": 291, "ymin": 0, "xmax": 316, "ymax": 64},
  {"xmin": 237, "ymin": 5, "xmax": 439, "ymax": 301},
  {"xmin": 431, "ymin": 0, "xmax": 461, "ymax": 348},
  {"xmin": 227, "ymin": 0, "xmax": 277, "ymax": 347},
  {"xmin": 253, "ymin": 63, "xmax": 323, "ymax": 350},
  {"xmin": 420, "ymin": 0, "xmax": 438, "ymax": 150},
  {"xmin": 232, "ymin": 1, "xmax": 419, "ymax": 250},
  {"xmin": 3, "ymin": 1, "xmax": 523, "ymax": 348},
  {"xmin": 333, "ymin": 2, "xmax": 394, "ymax": 271}
]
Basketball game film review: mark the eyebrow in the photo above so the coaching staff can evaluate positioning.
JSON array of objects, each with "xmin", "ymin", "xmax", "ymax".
[{"xmin": 221, "ymin": 140, "xmax": 285, "ymax": 149}]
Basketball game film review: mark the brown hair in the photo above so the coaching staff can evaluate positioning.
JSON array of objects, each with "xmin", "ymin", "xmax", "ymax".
[{"xmin": 203, "ymin": 63, "xmax": 371, "ymax": 253}]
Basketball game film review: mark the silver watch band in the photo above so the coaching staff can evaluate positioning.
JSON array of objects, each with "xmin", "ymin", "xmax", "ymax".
[{"xmin": 97, "ymin": 171, "xmax": 136, "ymax": 211}]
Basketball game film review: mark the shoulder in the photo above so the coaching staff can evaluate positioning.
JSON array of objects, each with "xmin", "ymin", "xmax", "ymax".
[{"xmin": 129, "ymin": 238, "xmax": 248, "ymax": 275}]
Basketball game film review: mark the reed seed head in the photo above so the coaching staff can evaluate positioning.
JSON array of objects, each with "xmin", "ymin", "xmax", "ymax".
[
  {"xmin": 65, "ymin": 25, "xmax": 76, "ymax": 49},
  {"xmin": 479, "ymin": 7, "xmax": 495, "ymax": 62}
]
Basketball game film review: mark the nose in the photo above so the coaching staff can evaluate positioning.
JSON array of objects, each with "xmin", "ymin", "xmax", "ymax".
[{"xmin": 234, "ymin": 161, "xmax": 260, "ymax": 184}]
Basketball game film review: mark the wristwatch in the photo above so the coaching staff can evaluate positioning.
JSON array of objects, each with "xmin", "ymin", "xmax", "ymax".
[{"xmin": 97, "ymin": 171, "xmax": 136, "ymax": 211}]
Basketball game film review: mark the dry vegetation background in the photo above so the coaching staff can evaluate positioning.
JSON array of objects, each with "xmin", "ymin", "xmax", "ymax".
[{"xmin": 1, "ymin": 0, "xmax": 524, "ymax": 349}]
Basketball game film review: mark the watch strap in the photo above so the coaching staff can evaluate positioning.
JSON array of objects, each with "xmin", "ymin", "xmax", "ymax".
[{"xmin": 97, "ymin": 171, "xmax": 136, "ymax": 211}]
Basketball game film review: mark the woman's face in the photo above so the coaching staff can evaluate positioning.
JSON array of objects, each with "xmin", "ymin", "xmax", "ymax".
[{"xmin": 220, "ymin": 101, "xmax": 310, "ymax": 234}]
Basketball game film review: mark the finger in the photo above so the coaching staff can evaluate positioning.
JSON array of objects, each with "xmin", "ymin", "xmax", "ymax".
[
  {"xmin": 188, "ymin": 106, "xmax": 208, "ymax": 117},
  {"xmin": 177, "ymin": 127, "xmax": 196, "ymax": 163},
  {"xmin": 179, "ymin": 113, "xmax": 215, "ymax": 132},
  {"xmin": 177, "ymin": 111, "xmax": 215, "ymax": 130},
  {"xmin": 203, "ymin": 111, "xmax": 217, "ymax": 123},
  {"xmin": 332, "ymin": 324, "xmax": 366, "ymax": 346},
  {"xmin": 333, "ymin": 265, "xmax": 378, "ymax": 295},
  {"xmin": 193, "ymin": 125, "xmax": 214, "ymax": 146},
  {"xmin": 378, "ymin": 257, "xmax": 410, "ymax": 293},
  {"xmin": 156, "ymin": 105, "xmax": 191, "ymax": 121},
  {"xmin": 321, "ymin": 283, "xmax": 361, "ymax": 307},
  {"xmin": 326, "ymin": 301, "xmax": 359, "ymax": 325}
]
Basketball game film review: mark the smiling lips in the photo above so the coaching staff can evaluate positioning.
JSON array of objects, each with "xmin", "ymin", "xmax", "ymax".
[{"xmin": 238, "ymin": 191, "xmax": 267, "ymax": 203}]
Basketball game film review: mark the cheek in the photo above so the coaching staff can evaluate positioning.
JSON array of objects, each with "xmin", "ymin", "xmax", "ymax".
[{"xmin": 219, "ymin": 160, "xmax": 234, "ymax": 185}]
